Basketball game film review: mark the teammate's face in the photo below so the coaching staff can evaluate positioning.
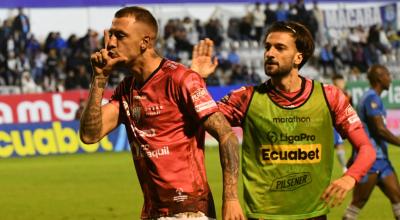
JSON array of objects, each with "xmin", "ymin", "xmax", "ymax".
[
  {"xmin": 107, "ymin": 16, "xmax": 145, "ymax": 65},
  {"xmin": 263, "ymin": 32, "xmax": 303, "ymax": 77},
  {"xmin": 333, "ymin": 79, "xmax": 346, "ymax": 91}
]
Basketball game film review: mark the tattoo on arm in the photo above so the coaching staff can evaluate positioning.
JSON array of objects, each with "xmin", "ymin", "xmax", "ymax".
[
  {"xmin": 204, "ymin": 112, "xmax": 240, "ymax": 201},
  {"xmin": 79, "ymin": 77, "xmax": 108, "ymax": 143}
]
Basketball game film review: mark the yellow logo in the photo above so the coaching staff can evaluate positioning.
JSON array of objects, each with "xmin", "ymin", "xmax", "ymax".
[{"xmin": 260, "ymin": 144, "xmax": 321, "ymax": 164}]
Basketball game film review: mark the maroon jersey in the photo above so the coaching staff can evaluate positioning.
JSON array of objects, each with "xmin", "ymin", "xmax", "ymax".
[
  {"xmin": 218, "ymin": 77, "xmax": 375, "ymax": 182},
  {"xmin": 110, "ymin": 59, "xmax": 218, "ymax": 219}
]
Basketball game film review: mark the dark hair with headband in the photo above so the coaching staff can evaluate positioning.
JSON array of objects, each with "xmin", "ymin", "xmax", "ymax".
[{"xmin": 264, "ymin": 21, "xmax": 315, "ymax": 69}]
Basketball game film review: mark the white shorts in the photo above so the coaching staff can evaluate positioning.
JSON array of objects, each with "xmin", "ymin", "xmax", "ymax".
[{"xmin": 156, "ymin": 212, "xmax": 215, "ymax": 220}]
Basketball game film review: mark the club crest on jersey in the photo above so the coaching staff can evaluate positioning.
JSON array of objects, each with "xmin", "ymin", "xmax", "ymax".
[
  {"xmin": 132, "ymin": 106, "xmax": 142, "ymax": 123},
  {"xmin": 370, "ymin": 101, "xmax": 378, "ymax": 109}
]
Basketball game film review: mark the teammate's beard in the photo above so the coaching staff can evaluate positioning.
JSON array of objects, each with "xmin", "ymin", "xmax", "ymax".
[{"xmin": 264, "ymin": 60, "xmax": 292, "ymax": 78}]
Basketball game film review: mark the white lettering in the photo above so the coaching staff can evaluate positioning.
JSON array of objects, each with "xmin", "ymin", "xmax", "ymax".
[
  {"xmin": 324, "ymin": 6, "xmax": 383, "ymax": 29},
  {"xmin": 53, "ymin": 94, "xmax": 79, "ymax": 121},
  {"xmin": 17, "ymin": 100, "xmax": 51, "ymax": 123},
  {"xmin": 0, "ymin": 103, "xmax": 13, "ymax": 124}
]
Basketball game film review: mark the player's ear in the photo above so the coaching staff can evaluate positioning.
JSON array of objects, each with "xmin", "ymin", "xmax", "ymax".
[
  {"xmin": 294, "ymin": 52, "xmax": 303, "ymax": 66},
  {"xmin": 140, "ymin": 36, "xmax": 150, "ymax": 52}
]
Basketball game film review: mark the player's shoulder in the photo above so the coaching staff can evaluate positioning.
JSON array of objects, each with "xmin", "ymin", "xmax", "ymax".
[
  {"xmin": 162, "ymin": 59, "xmax": 201, "ymax": 84},
  {"xmin": 362, "ymin": 89, "xmax": 380, "ymax": 103},
  {"xmin": 230, "ymin": 85, "xmax": 255, "ymax": 95}
]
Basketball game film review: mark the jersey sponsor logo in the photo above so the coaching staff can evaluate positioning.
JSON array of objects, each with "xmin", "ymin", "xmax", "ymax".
[
  {"xmin": 194, "ymin": 100, "xmax": 217, "ymax": 113},
  {"xmin": 270, "ymin": 172, "xmax": 312, "ymax": 191},
  {"xmin": 173, "ymin": 188, "xmax": 188, "ymax": 202},
  {"xmin": 266, "ymin": 131, "xmax": 316, "ymax": 144},
  {"xmin": 345, "ymin": 104, "xmax": 356, "ymax": 116},
  {"xmin": 272, "ymin": 116, "xmax": 311, "ymax": 124},
  {"xmin": 260, "ymin": 144, "xmax": 321, "ymax": 164},
  {"xmin": 145, "ymin": 105, "xmax": 164, "ymax": 116},
  {"xmin": 130, "ymin": 142, "xmax": 170, "ymax": 159},
  {"xmin": 347, "ymin": 114, "xmax": 360, "ymax": 124},
  {"xmin": 191, "ymin": 88, "xmax": 208, "ymax": 102}
]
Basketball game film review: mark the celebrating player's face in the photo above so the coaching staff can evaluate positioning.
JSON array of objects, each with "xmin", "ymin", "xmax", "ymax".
[
  {"xmin": 263, "ymin": 32, "xmax": 302, "ymax": 77},
  {"xmin": 107, "ymin": 16, "xmax": 144, "ymax": 65}
]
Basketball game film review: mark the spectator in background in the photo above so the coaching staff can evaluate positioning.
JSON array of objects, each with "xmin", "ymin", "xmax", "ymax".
[
  {"xmin": 75, "ymin": 64, "xmax": 90, "ymax": 89},
  {"xmin": 227, "ymin": 18, "xmax": 241, "ymax": 41},
  {"xmin": 276, "ymin": 1, "xmax": 289, "ymax": 21},
  {"xmin": 12, "ymin": 7, "xmax": 30, "ymax": 51},
  {"xmin": 252, "ymin": 2, "xmax": 266, "ymax": 42},
  {"xmin": 239, "ymin": 13, "xmax": 253, "ymax": 41},
  {"xmin": 227, "ymin": 44, "xmax": 240, "ymax": 67},
  {"xmin": 311, "ymin": 1, "xmax": 325, "ymax": 45},
  {"xmin": 319, "ymin": 43, "xmax": 335, "ymax": 76},
  {"xmin": 205, "ymin": 18, "xmax": 224, "ymax": 48},
  {"xmin": 21, "ymin": 71, "xmax": 41, "ymax": 93},
  {"xmin": 264, "ymin": 2, "xmax": 277, "ymax": 28}
]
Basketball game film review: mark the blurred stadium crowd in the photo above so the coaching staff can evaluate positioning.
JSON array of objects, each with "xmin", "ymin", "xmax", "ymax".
[{"xmin": 0, "ymin": 1, "xmax": 399, "ymax": 94}]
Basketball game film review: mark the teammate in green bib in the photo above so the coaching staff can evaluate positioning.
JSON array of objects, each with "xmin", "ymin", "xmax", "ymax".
[
  {"xmin": 191, "ymin": 21, "xmax": 376, "ymax": 220},
  {"xmin": 243, "ymin": 82, "xmax": 334, "ymax": 219}
]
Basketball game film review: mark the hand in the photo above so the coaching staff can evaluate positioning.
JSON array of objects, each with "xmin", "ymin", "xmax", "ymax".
[
  {"xmin": 191, "ymin": 38, "xmax": 218, "ymax": 78},
  {"xmin": 223, "ymin": 200, "xmax": 245, "ymax": 220},
  {"xmin": 321, "ymin": 175, "xmax": 356, "ymax": 207},
  {"xmin": 90, "ymin": 30, "xmax": 127, "ymax": 77}
]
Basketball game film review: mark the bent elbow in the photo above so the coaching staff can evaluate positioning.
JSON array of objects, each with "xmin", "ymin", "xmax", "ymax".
[{"xmin": 79, "ymin": 131, "xmax": 99, "ymax": 144}]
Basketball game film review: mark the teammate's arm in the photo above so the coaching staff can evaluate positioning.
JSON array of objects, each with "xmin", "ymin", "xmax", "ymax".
[
  {"xmin": 368, "ymin": 115, "xmax": 400, "ymax": 146},
  {"xmin": 321, "ymin": 85, "xmax": 375, "ymax": 207},
  {"xmin": 80, "ymin": 30, "xmax": 127, "ymax": 144},
  {"xmin": 203, "ymin": 112, "xmax": 244, "ymax": 220}
]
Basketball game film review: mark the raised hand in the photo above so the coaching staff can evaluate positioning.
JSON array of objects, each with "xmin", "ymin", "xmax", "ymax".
[
  {"xmin": 191, "ymin": 38, "xmax": 218, "ymax": 78},
  {"xmin": 321, "ymin": 175, "xmax": 356, "ymax": 207},
  {"xmin": 90, "ymin": 30, "xmax": 127, "ymax": 78}
]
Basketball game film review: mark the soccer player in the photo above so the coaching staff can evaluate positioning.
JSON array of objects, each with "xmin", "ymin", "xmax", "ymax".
[
  {"xmin": 192, "ymin": 21, "xmax": 376, "ymax": 219},
  {"xmin": 79, "ymin": 6, "xmax": 244, "ymax": 220},
  {"xmin": 343, "ymin": 65, "xmax": 400, "ymax": 220}
]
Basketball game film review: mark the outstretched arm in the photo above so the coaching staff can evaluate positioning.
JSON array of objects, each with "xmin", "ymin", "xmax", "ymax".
[
  {"xmin": 203, "ymin": 111, "xmax": 244, "ymax": 220},
  {"xmin": 79, "ymin": 30, "xmax": 127, "ymax": 144},
  {"xmin": 191, "ymin": 38, "xmax": 218, "ymax": 78}
]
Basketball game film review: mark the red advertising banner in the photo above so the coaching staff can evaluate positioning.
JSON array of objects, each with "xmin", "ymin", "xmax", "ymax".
[{"xmin": 0, "ymin": 89, "xmax": 113, "ymax": 124}]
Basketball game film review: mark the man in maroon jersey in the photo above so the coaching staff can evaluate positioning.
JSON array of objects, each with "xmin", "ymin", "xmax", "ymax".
[
  {"xmin": 79, "ymin": 6, "xmax": 244, "ymax": 220},
  {"xmin": 192, "ymin": 21, "xmax": 376, "ymax": 219}
]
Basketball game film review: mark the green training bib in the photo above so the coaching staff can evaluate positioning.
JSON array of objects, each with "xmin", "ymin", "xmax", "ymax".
[{"xmin": 242, "ymin": 81, "xmax": 334, "ymax": 219}]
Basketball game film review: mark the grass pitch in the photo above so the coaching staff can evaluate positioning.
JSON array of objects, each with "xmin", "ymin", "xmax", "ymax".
[{"xmin": 0, "ymin": 144, "xmax": 398, "ymax": 219}]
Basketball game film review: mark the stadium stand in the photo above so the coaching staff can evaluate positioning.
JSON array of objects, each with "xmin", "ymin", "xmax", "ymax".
[{"xmin": 0, "ymin": 1, "xmax": 399, "ymax": 94}]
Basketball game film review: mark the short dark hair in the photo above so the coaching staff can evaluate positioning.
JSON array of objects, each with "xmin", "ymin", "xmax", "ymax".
[
  {"xmin": 332, "ymin": 74, "xmax": 344, "ymax": 81},
  {"xmin": 264, "ymin": 21, "xmax": 315, "ymax": 69},
  {"xmin": 115, "ymin": 6, "xmax": 158, "ymax": 37},
  {"xmin": 367, "ymin": 64, "xmax": 387, "ymax": 86}
]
